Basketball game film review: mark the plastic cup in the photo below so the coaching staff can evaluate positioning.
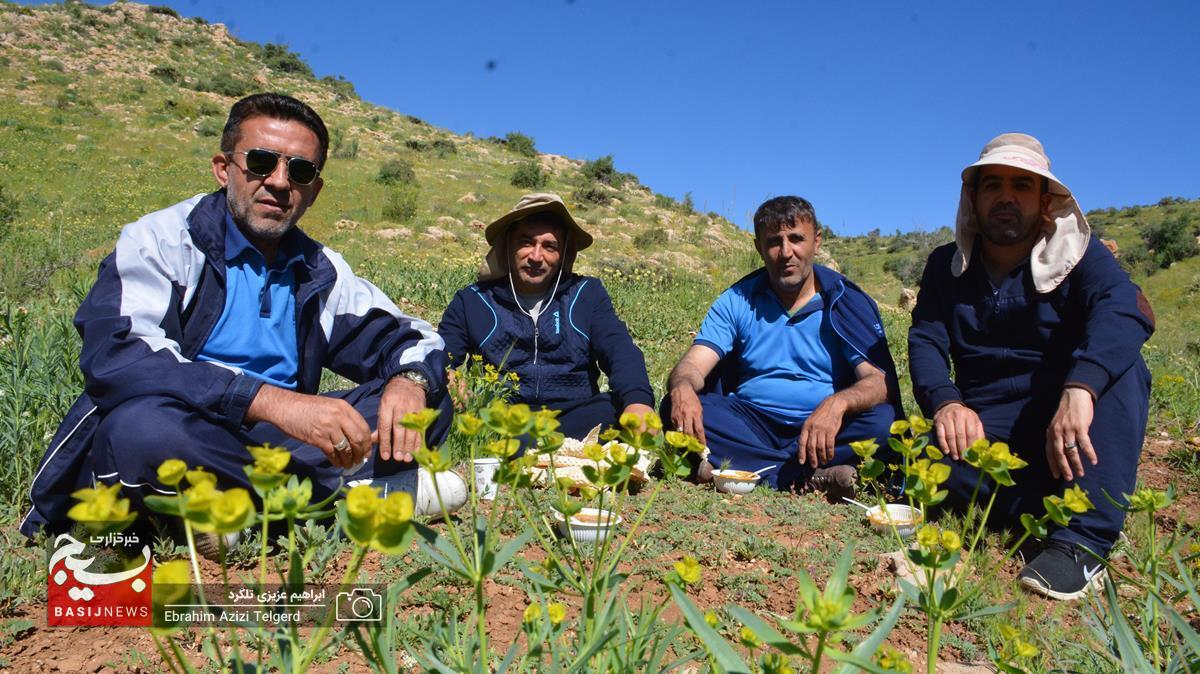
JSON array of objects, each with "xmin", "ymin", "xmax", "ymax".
[{"xmin": 473, "ymin": 458, "xmax": 501, "ymax": 500}]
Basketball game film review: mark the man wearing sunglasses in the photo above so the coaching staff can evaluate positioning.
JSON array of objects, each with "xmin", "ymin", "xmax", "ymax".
[{"xmin": 22, "ymin": 93, "xmax": 464, "ymax": 542}]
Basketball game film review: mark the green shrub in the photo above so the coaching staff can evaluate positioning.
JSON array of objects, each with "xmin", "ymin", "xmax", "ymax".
[
  {"xmin": 431, "ymin": 138, "xmax": 456, "ymax": 157},
  {"xmin": 329, "ymin": 127, "xmax": 359, "ymax": 160},
  {"xmin": 653, "ymin": 193, "xmax": 675, "ymax": 209},
  {"xmin": 582, "ymin": 155, "xmax": 624, "ymax": 187},
  {"xmin": 502, "ymin": 131, "xmax": 536, "ymax": 157},
  {"xmin": 376, "ymin": 159, "xmax": 417, "ymax": 186},
  {"xmin": 406, "ymin": 114, "xmax": 426, "ymax": 126},
  {"xmin": 132, "ymin": 22, "xmax": 160, "ymax": 43},
  {"xmin": 1143, "ymin": 215, "xmax": 1199, "ymax": 270},
  {"xmin": 258, "ymin": 43, "xmax": 312, "ymax": 78},
  {"xmin": 333, "ymin": 138, "xmax": 359, "ymax": 160},
  {"xmin": 382, "ymin": 186, "xmax": 419, "ymax": 222},
  {"xmin": 148, "ymin": 65, "xmax": 178, "ymax": 84},
  {"xmin": 510, "ymin": 161, "xmax": 546, "ymax": 189},
  {"xmin": 320, "ymin": 74, "xmax": 357, "ymax": 101},
  {"xmin": 192, "ymin": 74, "xmax": 251, "ymax": 97},
  {"xmin": 147, "ymin": 4, "xmax": 181, "ymax": 18},
  {"xmin": 43, "ymin": 59, "xmax": 65, "ymax": 72},
  {"xmin": 573, "ymin": 184, "xmax": 610, "ymax": 207},
  {"xmin": 195, "ymin": 117, "xmax": 222, "ymax": 137},
  {"xmin": 883, "ymin": 252, "xmax": 927, "ymax": 288},
  {"xmin": 634, "ymin": 229, "xmax": 668, "ymax": 248},
  {"xmin": 404, "ymin": 139, "xmax": 428, "ymax": 153},
  {"xmin": 681, "ymin": 192, "xmax": 695, "ymax": 214}
]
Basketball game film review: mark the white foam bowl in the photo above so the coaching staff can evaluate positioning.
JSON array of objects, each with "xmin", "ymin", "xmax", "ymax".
[
  {"xmin": 866, "ymin": 504, "xmax": 923, "ymax": 538},
  {"xmin": 712, "ymin": 469, "xmax": 762, "ymax": 494},
  {"xmin": 552, "ymin": 507, "xmax": 622, "ymax": 544}
]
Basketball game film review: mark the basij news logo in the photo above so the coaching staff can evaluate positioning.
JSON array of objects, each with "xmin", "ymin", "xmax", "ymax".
[{"xmin": 47, "ymin": 531, "xmax": 153, "ymax": 627}]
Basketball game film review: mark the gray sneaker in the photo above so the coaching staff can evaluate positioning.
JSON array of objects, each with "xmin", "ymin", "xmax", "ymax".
[{"xmin": 807, "ymin": 465, "xmax": 857, "ymax": 503}]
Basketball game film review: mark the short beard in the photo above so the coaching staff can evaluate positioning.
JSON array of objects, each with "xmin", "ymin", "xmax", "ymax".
[
  {"xmin": 978, "ymin": 206, "xmax": 1039, "ymax": 247},
  {"xmin": 226, "ymin": 180, "xmax": 293, "ymax": 243}
]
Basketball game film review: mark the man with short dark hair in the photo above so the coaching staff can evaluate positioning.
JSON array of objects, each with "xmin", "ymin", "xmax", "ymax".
[
  {"xmin": 22, "ymin": 93, "xmax": 463, "ymax": 539},
  {"xmin": 664, "ymin": 196, "xmax": 902, "ymax": 497},
  {"xmin": 438, "ymin": 193, "xmax": 655, "ymax": 439},
  {"xmin": 909, "ymin": 133, "xmax": 1154, "ymax": 600}
]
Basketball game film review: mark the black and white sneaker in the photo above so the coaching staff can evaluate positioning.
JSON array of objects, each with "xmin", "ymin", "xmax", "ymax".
[{"xmin": 1017, "ymin": 539, "xmax": 1106, "ymax": 601}]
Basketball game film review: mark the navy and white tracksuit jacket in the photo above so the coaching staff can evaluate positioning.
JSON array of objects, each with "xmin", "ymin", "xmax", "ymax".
[{"xmin": 21, "ymin": 190, "xmax": 446, "ymax": 538}]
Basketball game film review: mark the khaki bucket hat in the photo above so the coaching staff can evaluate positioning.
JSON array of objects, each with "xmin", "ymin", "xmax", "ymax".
[
  {"xmin": 479, "ymin": 193, "xmax": 593, "ymax": 281},
  {"xmin": 952, "ymin": 133, "xmax": 1090, "ymax": 293}
]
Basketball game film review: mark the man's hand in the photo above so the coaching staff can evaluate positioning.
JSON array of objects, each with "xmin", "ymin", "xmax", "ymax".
[
  {"xmin": 669, "ymin": 387, "xmax": 706, "ymax": 447},
  {"xmin": 666, "ymin": 345, "xmax": 721, "ymax": 447},
  {"xmin": 247, "ymin": 385, "xmax": 372, "ymax": 469},
  {"xmin": 447, "ymin": 369, "xmax": 470, "ymax": 411},
  {"xmin": 622, "ymin": 403, "xmax": 657, "ymax": 434},
  {"xmin": 1046, "ymin": 386, "xmax": 1097, "ymax": 481},
  {"xmin": 933, "ymin": 402, "xmax": 985, "ymax": 461},
  {"xmin": 799, "ymin": 395, "xmax": 847, "ymax": 468},
  {"xmin": 374, "ymin": 375, "xmax": 428, "ymax": 464}
]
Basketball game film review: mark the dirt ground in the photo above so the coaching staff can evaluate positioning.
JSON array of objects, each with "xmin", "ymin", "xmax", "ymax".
[{"xmin": 2, "ymin": 435, "xmax": 1196, "ymax": 673}]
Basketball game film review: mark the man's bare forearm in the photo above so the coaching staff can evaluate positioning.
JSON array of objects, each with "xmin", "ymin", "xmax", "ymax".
[
  {"xmin": 246, "ymin": 383, "xmax": 297, "ymax": 426},
  {"xmin": 829, "ymin": 371, "xmax": 887, "ymax": 415},
  {"xmin": 668, "ymin": 360, "xmax": 707, "ymax": 394}
]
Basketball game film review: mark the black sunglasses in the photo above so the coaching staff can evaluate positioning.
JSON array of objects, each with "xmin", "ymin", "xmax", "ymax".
[{"xmin": 227, "ymin": 148, "xmax": 321, "ymax": 185}]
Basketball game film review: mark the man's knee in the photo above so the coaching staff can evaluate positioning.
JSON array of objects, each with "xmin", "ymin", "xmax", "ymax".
[
  {"xmin": 94, "ymin": 396, "xmax": 249, "ymax": 489},
  {"xmin": 836, "ymin": 402, "xmax": 895, "ymax": 447}
]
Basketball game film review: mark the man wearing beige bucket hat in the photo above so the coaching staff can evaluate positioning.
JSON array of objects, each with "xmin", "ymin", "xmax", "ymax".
[
  {"xmin": 438, "ymin": 193, "xmax": 655, "ymax": 440},
  {"xmin": 909, "ymin": 133, "xmax": 1155, "ymax": 600}
]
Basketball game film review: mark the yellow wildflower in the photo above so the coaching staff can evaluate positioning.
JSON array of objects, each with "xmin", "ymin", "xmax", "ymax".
[
  {"xmin": 523, "ymin": 603, "xmax": 541, "ymax": 623},
  {"xmin": 247, "ymin": 444, "xmax": 291, "ymax": 474},
  {"xmin": 1063, "ymin": 485, "xmax": 1095, "ymax": 513},
  {"xmin": 156, "ymin": 459, "xmax": 187, "ymax": 487},
  {"xmin": 206, "ymin": 488, "xmax": 254, "ymax": 534},
  {"xmin": 185, "ymin": 468, "xmax": 217, "ymax": 488},
  {"xmin": 674, "ymin": 555, "xmax": 702, "ymax": 584}
]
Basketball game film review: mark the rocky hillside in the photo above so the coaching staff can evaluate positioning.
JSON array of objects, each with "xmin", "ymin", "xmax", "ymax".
[{"xmin": 0, "ymin": 1, "xmax": 756, "ymax": 302}]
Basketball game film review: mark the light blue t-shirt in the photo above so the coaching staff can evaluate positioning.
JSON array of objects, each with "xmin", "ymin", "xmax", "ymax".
[
  {"xmin": 695, "ymin": 273, "xmax": 862, "ymax": 424},
  {"xmin": 196, "ymin": 215, "xmax": 303, "ymax": 389}
]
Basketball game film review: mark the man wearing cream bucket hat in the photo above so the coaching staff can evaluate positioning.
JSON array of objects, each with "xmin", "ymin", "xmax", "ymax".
[
  {"xmin": 439, "ymin": 193, "xmax": 655, "ymax": 439},
  {"xmin": 909, "ymin": 133, "xmax": 1155, "ymax": 600}
]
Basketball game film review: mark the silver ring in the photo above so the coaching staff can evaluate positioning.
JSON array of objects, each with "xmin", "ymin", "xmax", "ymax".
[
  {"xmin": 1064, "ymin": 442, "xmax": 1078, "ymax": 451},
  {"xmin": 333, "ymin": 437, "xmax": 350, "ymax": 453}
]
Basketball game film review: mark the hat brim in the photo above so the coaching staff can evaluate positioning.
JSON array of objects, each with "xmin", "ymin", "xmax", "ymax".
[
  {"xmin": 961, "ymin": 157, "xmax": 1069, "ymax": 197},
  {"xmin": 484, "ymin": 200, "xmax": 593, "ymax": 251}
]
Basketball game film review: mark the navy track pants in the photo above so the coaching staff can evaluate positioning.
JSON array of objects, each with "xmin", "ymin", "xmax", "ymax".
[
  {"xmin": 932, "ymin": 362, "xmax": 1150, "ymax": 557},
  {"xmin": 662, "ymin": 392, "xmax": 895, "ymax": 490},
  {"xmin": 90, "ymin": 378, "xmax": 452, "ymax": 508}
]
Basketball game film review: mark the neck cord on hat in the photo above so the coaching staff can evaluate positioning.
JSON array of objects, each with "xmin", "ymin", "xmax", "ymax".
[{"xmin": 507, "ymin": 232, "xmax": 568, "ymax": 366}]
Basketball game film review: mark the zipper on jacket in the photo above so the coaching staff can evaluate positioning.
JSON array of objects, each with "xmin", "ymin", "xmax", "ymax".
[{"xmin": 533, "ymin": 321, "xmax": 540, "ymax": 399}]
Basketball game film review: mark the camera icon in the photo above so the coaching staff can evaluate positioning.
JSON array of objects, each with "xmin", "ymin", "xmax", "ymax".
[{"xmin": 335, "ymin": 588, "xmax": 383, "ymax": 622}]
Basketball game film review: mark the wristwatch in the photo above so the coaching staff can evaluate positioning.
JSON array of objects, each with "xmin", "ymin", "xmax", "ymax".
[{"xmin": 397, "ymin": 369, "xmax": 430, "ymax": 391}]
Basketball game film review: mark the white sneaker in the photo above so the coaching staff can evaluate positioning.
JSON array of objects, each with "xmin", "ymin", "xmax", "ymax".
[
  {"xmin": 364, "ymin": 468, "xmax": 467, "ymax": 520},
  {"xmin": 195, "ymin": 531, "xmax": 242, "ymax": 562}
]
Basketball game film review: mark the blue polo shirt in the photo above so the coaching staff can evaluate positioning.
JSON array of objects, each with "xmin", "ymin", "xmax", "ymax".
[
  {"xmin": 695, "ymin": 273, "xmax": 862, "ymax": 424},
  {"xmin": 195, "ymin": 215, "xmax": 303, "ymax": 389}
]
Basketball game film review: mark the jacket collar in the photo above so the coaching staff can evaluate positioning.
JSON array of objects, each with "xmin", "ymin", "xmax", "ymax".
[
  {"xmin": 187, "ymin": 190, "xmax": 333, "ymax": 282},
  {"xmin": 750, "ymin": 264, "xmax": 845, "ymax": 308}
]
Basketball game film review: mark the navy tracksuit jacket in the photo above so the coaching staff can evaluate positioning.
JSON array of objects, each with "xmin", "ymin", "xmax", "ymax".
[
  {"xmin": 438, "ymin": 275, "xmax": 654, "ymax": 434},
  {"xmin": 909, "ymin": 236, "xmax": 1154, "ymax": 554}
]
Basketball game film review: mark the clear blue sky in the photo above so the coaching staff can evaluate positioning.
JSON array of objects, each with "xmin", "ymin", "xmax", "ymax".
[{"xmin": 56, "ymin": 1, "xmax": 1200, "ymax": 234}]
